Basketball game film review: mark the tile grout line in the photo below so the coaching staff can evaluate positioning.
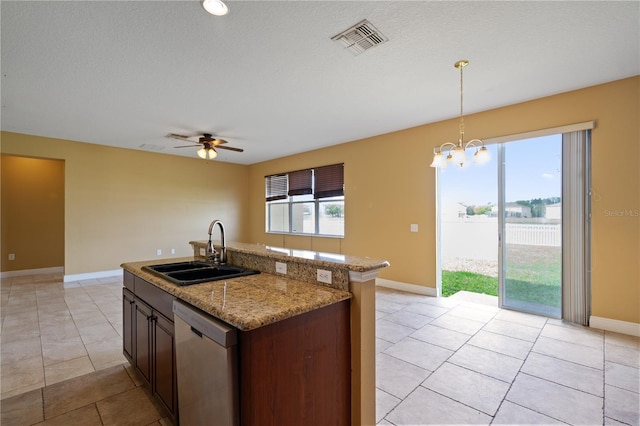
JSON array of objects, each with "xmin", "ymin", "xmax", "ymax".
[{"xmin": 488, "ymin": 315, "xmax": 551, "ymax": 424}]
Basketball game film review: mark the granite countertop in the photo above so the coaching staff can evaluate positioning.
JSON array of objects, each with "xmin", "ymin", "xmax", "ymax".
[
  {"xmin": 191, "ymin": 240, "xmax": 390, "ymax": 273},
  {"xmin": 121, "ymin": 257, "xmax": 352, "ymax": 331}
]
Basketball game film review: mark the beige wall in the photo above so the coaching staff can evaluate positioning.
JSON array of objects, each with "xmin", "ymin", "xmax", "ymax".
[
  {"xmin": 247, "ymin": 76, "xmax": 640, "ymax": 324},
  {"xmin": 1, "ymin": 77, "xmax": 637, "ymax": 324},
  {"xmin": 1, "ymin": 132, "xmax": 250, "ymax": 275},
  {"xmin": 1, "ymin": 155, "xmax": 65, "ymax": 271}
]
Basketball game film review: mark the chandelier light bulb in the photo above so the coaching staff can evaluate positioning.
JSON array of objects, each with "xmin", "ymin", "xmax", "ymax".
[
  {"xmin": 430, "ymin": 152, "xmax": 445, "ymax": 168},
  {"xmin": 474, "ymin": 146, "xmax": 491, "ymax": 164},
  {"xmin": 451, "ymin": 147, "xmax": 467, "ymax": 166}
]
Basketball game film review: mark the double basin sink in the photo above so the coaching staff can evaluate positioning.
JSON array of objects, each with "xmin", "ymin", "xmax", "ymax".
[{"xmin": 143, "ymin": 261, "xmax": 259, "ymax": 286}]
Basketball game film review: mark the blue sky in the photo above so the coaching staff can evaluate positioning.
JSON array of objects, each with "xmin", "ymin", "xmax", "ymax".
[{"xmin": 440, "ymin": 134, "xmax": 562, "ymax": 207}]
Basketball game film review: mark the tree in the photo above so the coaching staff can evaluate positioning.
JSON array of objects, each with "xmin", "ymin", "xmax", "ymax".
[
  {"xmin": 325, "ymin": 204, "xmax": 343, "ymax": 217},
  {"xmin": 474, "ymin": 206, "xmax": 492, "ymax": 215}
]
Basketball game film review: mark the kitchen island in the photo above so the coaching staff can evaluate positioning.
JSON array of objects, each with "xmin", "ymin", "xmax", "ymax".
[{"xmin": 121, "ymin": 241, "xmax": 389, "ymax": 425}]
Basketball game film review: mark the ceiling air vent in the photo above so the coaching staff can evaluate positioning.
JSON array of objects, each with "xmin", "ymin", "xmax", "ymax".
[{"xmin": 331, "ymin": 19, "xmax": 388, "ymax": 55}]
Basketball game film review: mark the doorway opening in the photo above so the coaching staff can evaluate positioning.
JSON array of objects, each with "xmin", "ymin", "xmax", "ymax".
[
  {"xmin": 439, "ymin": 130, "xmax": 588, "ymax": 319},
  {"xmin": 0, "ymin": 155, "xmax": 65, "ymax": 274}
]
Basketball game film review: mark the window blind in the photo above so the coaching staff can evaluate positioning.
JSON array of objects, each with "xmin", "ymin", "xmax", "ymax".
[
  {"xmin": 314, "ymin": 163, "xmax": 344, "ymax": 199},
  {"xmin": 562, "ymin": 130, "xmax": 591, "ymax": 326},
  {"xmin": 288, "ymin": 169, "xmax": 313, "ymax": 196},
  {"xmin": 265, "ymin": 174, "xmax": 288, "ymax": 201}
]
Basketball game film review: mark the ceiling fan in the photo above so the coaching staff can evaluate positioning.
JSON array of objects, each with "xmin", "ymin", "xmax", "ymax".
[{"xmin": 165, "ymin": 133, "xmax": 244, "ymax": 159}]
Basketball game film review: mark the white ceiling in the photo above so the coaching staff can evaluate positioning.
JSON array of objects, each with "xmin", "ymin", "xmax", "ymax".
[{"xmin": 2, "ymin": 1, "xmax": 638, "ymax": 165}]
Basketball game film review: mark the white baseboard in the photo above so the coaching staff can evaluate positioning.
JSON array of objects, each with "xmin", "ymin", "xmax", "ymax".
[
  {"xmin": 590, "ymin": 316, "xmax": 640, "ymax": 337},
  {"xmin": 376, "ymin": 278, "xmax": 439, "ymax": 297},
  {"xmin": 1, "ymin": 266, "xmax": 64, "ymax": 279},
  {"xmin": 64, "ymin": 269, "xmax": 122, "ymax": 283}
]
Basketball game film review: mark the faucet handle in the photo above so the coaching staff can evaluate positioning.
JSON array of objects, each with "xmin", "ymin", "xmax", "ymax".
[{"xmin": 206, "ymin": 240, "xmax": 216, "ymax": 257}]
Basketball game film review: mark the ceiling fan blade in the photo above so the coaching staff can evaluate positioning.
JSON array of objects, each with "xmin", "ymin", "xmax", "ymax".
[
  {"xmin": 165, "ymin": 133, "xmax": 193, "ymax": 141},
  {"xmin": 211, "ymin": 138, "xmax": 228, "ymax": 146},
  {"xmin": 174, "ymin": 144, "xmax": 202, "ymax": 148},
  {"xmin": 216, "ymin": 145, "xmax": 244, "ymax": 152}
]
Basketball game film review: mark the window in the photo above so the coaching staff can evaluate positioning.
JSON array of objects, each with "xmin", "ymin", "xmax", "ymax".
[{"xmin": 266, "ymin": 164, "xmax": 344, "ymax": 237}]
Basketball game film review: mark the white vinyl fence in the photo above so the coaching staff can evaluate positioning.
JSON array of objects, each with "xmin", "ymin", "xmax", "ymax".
[
  {"xmin": 506, "ymin": 223, "xmax": 561, "ymax": 247},
  {"xmin": 441, "ymin": 219, "xmax": 562, "ymax": 262}
]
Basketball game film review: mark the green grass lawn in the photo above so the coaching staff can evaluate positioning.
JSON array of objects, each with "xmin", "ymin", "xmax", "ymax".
[
  {"xmin": 442, "ymin": 245, "xmax": 561, "ymax": 309},
  {"xmin": 442, "ymin": 271, "xmax": 497, "ymax": 297}
]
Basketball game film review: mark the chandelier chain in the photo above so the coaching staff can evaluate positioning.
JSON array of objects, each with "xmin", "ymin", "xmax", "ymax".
[{"xmin": 459, "ymin": 62, "xmax": 465, "ymax": 143}]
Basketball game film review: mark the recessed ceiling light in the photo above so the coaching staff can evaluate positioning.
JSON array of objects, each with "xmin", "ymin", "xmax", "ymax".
[{"xmin": 202, "ymin": 0, "xmax": 229, "ymax": 16}]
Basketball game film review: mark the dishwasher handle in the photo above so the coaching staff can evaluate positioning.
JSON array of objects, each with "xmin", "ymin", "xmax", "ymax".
[{"xmin": 173, "ymin": 300, "xmax": 237, "ymax": 347}]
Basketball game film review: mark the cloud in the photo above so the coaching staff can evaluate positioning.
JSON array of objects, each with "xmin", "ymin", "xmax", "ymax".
[{"xmin": 541, "ymin": 173, "xmax": 555, "ymax": 179}]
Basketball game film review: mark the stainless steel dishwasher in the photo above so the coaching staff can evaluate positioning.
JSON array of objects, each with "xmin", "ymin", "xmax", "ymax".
[{"xmin": 173, "ymin": 300, "xmax": 239, "ymax": 426}]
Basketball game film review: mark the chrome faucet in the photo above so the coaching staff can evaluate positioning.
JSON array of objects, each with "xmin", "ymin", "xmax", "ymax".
[{"xmin": 207, "ymin": 220, "xmax": 226, "ymax": 265}]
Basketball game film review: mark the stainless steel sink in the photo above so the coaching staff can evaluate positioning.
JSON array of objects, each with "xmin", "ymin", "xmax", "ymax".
[{"xmin": 143, "ymin": 261, "xmax": 259, "ymax": 286}]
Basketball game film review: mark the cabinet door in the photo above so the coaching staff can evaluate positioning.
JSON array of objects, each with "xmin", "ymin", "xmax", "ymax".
[
  {"xmin": 153, "ymin": 312, "xmax": 177, "ymax": 419},
  {"xmin": 239, "ymin": 300, "xmax": 351, "ymax": 426},
  {"xmin": 122, "ymin": 289, "xmax": 135, "ymax": 363},
  {"xmin": 134, "ymin": 299, "xmax": 152, "ymax": 386}
]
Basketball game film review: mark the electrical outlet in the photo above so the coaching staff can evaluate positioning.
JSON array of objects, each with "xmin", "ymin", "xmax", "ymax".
[
  {"xmin": 199, "ymin": 248, "xmax": 206, "ymax": 256},
  {"xmin": 8, "ymin": 253, "xmax": 15, "ymax": 261},
  {"xmin": 410, "ymin": 224, "xmax": 419, "ymax": 232},
  {"xmin": 275, "ymin": 262, "xmax": 287, "ymax": 274},
  {"xmin": 171, "ymin": 248, "xmax": 176, "ymax": 255},
  {"xmin": 317, "ymin": 269, "xmax": 332, "ymax": 284},
  {"xmin": 156, "ymin": 249, "xmax": 162, "ymax": 256}
]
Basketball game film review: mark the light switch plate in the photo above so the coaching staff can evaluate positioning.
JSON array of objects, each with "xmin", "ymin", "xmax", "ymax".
[
  {"xmin": 199, "ymin": 248, "xmax": 206, "ymax": 256},
  {"xmin": 410, "ymin": 224, "xmax": 419, "ymax": 232},
  {"xmin": 156, "ymin": 249, "xmax": 162, "ymax": 256}
]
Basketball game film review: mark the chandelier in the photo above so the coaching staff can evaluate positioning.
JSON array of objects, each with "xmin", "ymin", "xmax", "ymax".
[{"xmin": 430, "ymin": 60, "xmax": 490, "ymax": 168}]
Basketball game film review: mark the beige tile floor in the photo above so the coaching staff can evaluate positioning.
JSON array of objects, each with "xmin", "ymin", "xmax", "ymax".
[
  {"xmin": 375, "ymin": 287, "xmax": 640, "ymax": 425},
  {"xmin": 1, "ymin": 273, "xmax": 639, "ymax": 425},
  {"xmin": 1, "ymin": 273, "xmax": 128, "ymax": 400},
  {"xmin": 1, "ymin": 273, "xmax": 168, "ymax": 425}
]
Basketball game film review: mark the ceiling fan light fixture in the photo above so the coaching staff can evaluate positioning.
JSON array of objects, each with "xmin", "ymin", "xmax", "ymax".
[
  {"xmin": 202, "ymin": 0, "xmax": 229, "ymax": 16},
  {"xmin": 207, "ymin": 147, "xmax": 218, "ymax": 159},
  {"xmin": 197, "ymin": 147, "xmax": 208, "ymax": 159}
]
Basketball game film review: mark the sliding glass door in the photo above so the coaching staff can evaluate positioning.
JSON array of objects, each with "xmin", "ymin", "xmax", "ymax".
[
  {"xmin": 498, "ymin": 135, "xmax": 563, "ymax": 317},
  {"xmin": 438, "ymin": 126, "xmax": 590, "ymax": 321}
]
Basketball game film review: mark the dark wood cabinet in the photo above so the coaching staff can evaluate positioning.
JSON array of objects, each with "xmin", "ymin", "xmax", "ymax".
[
  {"xmin": 134, "ymin": 297, "xmax": 152, "ymax": 385},
  {"xmin": 122, "ymin": 271, "xmax": 178, "ymax": 423},
  {"xmin": 152, "ymin": 310, "xmax": 177, "ymax": 416},
  {"xmin": 123, "ymin": 270, "xmax": 350, "ymax": 426},
  {"xmin": 122, "ymin": 288, "xmax": 135, "ymax": 363},
  {"xmin": 238, "ymin": 299, "xmax": 351, "ymax": 426}
]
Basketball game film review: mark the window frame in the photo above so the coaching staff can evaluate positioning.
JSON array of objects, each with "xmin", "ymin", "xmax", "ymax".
[{"xmin": 265, "ymin": 164, "xmax": 344, "ymax": 238}]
